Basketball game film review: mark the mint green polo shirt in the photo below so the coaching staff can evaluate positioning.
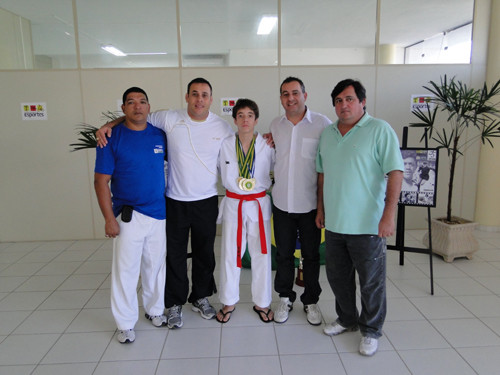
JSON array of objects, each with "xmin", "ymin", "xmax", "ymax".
[{"xmin": 316, "ymin": 113, "xmax": 403, "ymax": 235}]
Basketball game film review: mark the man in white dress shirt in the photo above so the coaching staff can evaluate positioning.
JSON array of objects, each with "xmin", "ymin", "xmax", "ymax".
[{"xmin": 270, "ymin": 77, "xmax": 332, "ymax": 325}]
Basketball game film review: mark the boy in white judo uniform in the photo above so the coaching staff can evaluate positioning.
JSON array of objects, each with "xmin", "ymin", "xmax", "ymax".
[{"xmin": 216, "ymin": 99, "xmax": 275, "ymax": 323}]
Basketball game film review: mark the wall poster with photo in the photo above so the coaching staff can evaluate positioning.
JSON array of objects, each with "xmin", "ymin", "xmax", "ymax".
[{"xmin": 399, "ymin": 148, "xmax": 439, "ymax": 207}]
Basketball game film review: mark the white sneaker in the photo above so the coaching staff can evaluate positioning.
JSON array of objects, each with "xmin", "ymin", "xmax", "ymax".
[
  {"xmin": 117, "ymin": 329, "xmax": 135, "ymax": 343},
  {"xmin": 304, "ymin": 304, "xmax": 322, "ymax": 325},
  {"xmin": 274, "ymin": 297, "xmax": 293, "ymax": 323},
  {"xmin": 359, "ymin": 336, "xmax": 378, "ymax": 356},
  {"xmin": 145, "ymin": 313, "xmax": 167, "ymax": 327},
  {"xmin": 323, "ymin": 321, "xmax": 358, "ymax": 336}
]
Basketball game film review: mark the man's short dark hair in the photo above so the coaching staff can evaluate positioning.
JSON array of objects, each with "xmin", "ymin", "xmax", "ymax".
[
  {"xmin": 401, "ymin": 150, "xmax": 416, "ymax": 161},
  {"xmin": 232, "ymin": 98, "xmax": 259, "ymax": 120},
  {"xmin": 122, "ymin": 87, "xmax": 148, "ymax": 104},
  {"xmin": 280, "ymin": 76, "xmax": 305, "ymax": 94},
  {"xmin": 331, "ymin": 79, "xmax": 366, "ymax": 109},
  {"xmin": 187, "ymin": 77, "xmax": 213, "ymax": 95}
]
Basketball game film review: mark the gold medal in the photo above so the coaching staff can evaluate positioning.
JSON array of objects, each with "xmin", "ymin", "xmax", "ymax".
[
  {"xmin": 238, "ymin": 177, "xmax": 246, "ymax": 191},
  {"xmin": 243, "ymin": 178, "xmax": 256, "ymax": 191}
]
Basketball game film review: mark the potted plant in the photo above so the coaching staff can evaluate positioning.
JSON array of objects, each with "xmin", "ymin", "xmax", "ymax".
[
  {"xmin": 70, "ymin": 111, "xmax": 120, "ymax": 152},
  {"xmin": 410, "ymin": 75, "xmax": 500, "ymax": 261}
]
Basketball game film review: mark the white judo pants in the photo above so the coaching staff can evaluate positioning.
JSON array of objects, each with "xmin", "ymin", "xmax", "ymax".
[
  {"xmin": 111, "ymin": 211, "xmax": 166, "ymax": 330},
  {"xmin": 219, "ymin": 217, "xmax": 272, "ymax": 308}
]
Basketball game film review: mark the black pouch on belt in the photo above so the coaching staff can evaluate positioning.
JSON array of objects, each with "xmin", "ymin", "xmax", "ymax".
[{"xmin": 121, "ymin": 205, "xmax": 133, "ymax": 223}]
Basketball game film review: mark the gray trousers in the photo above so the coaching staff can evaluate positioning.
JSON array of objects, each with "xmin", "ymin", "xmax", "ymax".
[{"xmin": 325, "ymin": 230, "xmax": 386, "ymax": 338}]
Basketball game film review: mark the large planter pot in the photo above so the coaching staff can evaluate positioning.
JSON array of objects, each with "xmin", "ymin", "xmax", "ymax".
[{"xmin": 423, "ymin": 217, "xmax": 479, "ymax": 262}]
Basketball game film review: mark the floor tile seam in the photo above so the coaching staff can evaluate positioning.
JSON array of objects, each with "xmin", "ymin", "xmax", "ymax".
[
  {"xmin": 152, "ymin": 324, "xmax": 171, "ymax": 362},
  {"xmin": 451, "ymin": 293, "xmax": 500, "ymax": 319},
  {"xmin": 395, "ymin": 347, "xmax": 477, "ymax": 374},
  {"xmin": 16, "ymin": 252, "xmax": 65, "ymax": 265},
  {"xmin": 97, "ymin": 239, "xmax": 112, "ymax": 251},
  {"xmin": 14, "ymin": 271, "xmax": 71, "ymax": 293},
  {"xmin": 428, "ymin": 316, "xmax": 500, "ymax": 341},
  {"xmin": 55, "ymin": 273, "xmax": 110, "ymax": 292},
  {"xmin": 389, "ymin": 277, "xmax": 443, "ymax": 299},
  {"xmin": 17, "ymin": 331, "xmax": 65, "ymax": 368},
  {"xmin": 82, "ymin": 287, "xmax": 111, "ymax": 310},
  {"xmin": 423, "ymin": 316, "xmax": 468, "ymax": 351},
  {"xmin": 1, "ymin": 262, "xmax": 51, "ymax": 278},
  {"xmin": 34, "ymin": 261, "xmax": 87, "ymax": 276},
  {"xmin": 53, "ymin": 250, "xmax": 101, "ymax": 264},
  {"xmin": 0, "ymin": 288, "xmax": 58, "ymax": 315},
  {"xmin": 476, "ymin": 317, "xmax": 500, "ymax": 340},
  {"xmin": 4, "ymin": 305, "xmax": 69, "ymax": 337},
  {"xmin": 433, "ymin": 278, "xmax": 497, "ymax": 296},
  {"xmin": 68, "ymin": 330, "xmax": 115, "ymax": 370},
  {"xmin": 453, "ymin": 346, "xmax": 492, "ymax": 374},
  {"xmin": 32, "ymin": 360, "xmax": 99, "ymax": 372}
]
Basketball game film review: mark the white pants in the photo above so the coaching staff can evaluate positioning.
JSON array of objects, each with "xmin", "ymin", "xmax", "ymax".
[
  {"xmin": 219, "ymin": 217, "xmax": 272, "ymax": 308},
  {"xmin": 111, "ymin": 211, "xmax": 166, "ymax": 330}
]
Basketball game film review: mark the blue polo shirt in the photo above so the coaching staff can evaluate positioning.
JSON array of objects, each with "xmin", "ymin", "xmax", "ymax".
[{"xmin": 316, "ymin": 113, "xmax": 403, "ymax": 235}]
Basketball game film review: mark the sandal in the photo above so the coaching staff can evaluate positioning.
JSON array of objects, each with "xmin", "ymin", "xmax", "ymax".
[
  {"xmin": 253, "ymin": 306, "xmax": 274, "ymax": 323},
  {"xmin": 216, "ymin": 306, "xmax": 235, "ymax": 323}
]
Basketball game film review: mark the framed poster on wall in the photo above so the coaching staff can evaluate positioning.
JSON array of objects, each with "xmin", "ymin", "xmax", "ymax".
[{"xmin": 399, "ymin": 148, "xmax": 439, "ymax": 207}]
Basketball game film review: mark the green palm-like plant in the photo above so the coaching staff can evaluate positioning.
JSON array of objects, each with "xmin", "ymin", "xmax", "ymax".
[
  {"xmin": 410, "ymin": 75, "xmax": 500, "ymax": 223},
  {"xmin": 70, "ymin": 111, "xmax": 121, "ymax": 151}
]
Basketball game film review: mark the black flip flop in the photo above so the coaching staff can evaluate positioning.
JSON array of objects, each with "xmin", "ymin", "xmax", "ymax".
[
  {"xmin": 216, "ymin": 307, "xmax": 235, "ymax": 323},
  {"xmin": 253, "ymin": 306, "xmax": 274, "ymax": 323}
]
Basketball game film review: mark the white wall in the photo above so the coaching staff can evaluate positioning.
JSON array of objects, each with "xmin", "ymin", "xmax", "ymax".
[{"xmin": 0, "ymin": 1, "xmax": 491, "ymax": 242}]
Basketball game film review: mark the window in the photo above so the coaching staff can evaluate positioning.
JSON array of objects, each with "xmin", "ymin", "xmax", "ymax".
[
  {"xmin": 76, "ymin": 0, "xmax": 178, "ymax": 68},
  {"xmin": 379, "ymin": 0, "xmax": 474, "ymax": 64},
  {"xmin": 0, "ymin": 0, "xmax": 77, "ymax": 69},
  {"xmin": 0, "ymin": 0, "xmax": 475, "ymax": 70},
  {"xmin": 179, "ymin": 0, "xmax": 278, "ymax": 67},
  {"xmin": 281, "ymin": 0, "xmax": 377, "ymax": 65}
]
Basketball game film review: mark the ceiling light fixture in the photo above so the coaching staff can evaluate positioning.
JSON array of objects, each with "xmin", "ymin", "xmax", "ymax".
[
  {"xmin": 127, "ymin": 52, "xmax": 168, "ymax": 56},
  {"xmin": 257, "ymin": 16, "xmax": 277, "ymax": 35},
  {"xmin": 101, "ymin": 45, "xmax": 127, "ymax": 56}
]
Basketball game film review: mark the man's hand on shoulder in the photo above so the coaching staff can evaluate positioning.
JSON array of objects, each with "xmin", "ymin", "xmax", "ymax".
[
  {"xmin": 96, "ymin": 115, "xmax": 126, "ymax": 148},
  {"xmin": 96, "ymin": 125, "xmax": 113, "ymax": 148},
  {"xmin": 262, "ymin": 132, "xmax": 275, "ymax": 148}
]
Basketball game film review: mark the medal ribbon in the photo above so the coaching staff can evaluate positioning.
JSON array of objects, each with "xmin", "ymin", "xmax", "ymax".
[
  {"xmin": 225, "ymin": 189, "xmax": 268, "ymax": 268},
  {"xmin": 236, "ymin": 135, "xmax": 256, "ymax": 179}
]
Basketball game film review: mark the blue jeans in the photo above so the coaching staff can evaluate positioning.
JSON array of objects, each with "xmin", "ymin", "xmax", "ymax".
[{"xmin": 325, "ymin": 230, "xmax": 386, "ymax": 338}]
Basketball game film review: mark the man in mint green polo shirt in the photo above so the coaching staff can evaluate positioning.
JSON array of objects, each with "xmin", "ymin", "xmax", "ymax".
[{"xmin": 315, "ymin": 79, "xmax": 403, "ymax": 356}]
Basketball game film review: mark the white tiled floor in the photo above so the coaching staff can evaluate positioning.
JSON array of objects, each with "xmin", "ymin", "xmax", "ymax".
[{"xmin": 1, "ymin": 230, "xmax": 500, "ymax": 374}]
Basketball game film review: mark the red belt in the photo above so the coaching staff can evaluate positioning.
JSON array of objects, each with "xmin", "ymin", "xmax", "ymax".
[{"xmin": 225, "ymin": 189, "xmax": 267, "ymax": 268}]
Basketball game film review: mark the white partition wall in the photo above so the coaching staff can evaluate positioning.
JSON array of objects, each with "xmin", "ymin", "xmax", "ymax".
[{"xmin": 0, "ymin": 0, "xmax": 493, "ymax": 242}]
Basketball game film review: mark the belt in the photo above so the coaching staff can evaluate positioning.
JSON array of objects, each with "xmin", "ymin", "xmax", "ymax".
[{"xmin": 225, "ymin": 189, "xmax": 267, "ymax": 268}]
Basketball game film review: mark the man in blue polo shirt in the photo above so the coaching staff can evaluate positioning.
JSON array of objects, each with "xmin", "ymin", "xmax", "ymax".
[
  {"xmin": 316, "ymin": 79, "xmax": 403, "ymax": 356},
  {"xmin": 94, "ymin": 87, "xmax": 167, "ymax": 344}
]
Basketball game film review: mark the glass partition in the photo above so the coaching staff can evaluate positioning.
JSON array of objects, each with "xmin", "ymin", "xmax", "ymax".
[
  {"xmin": 379, "ymin": 0, "xmax": 474, "ymax": 64},
  {"xmin": 76, "ymin": 0, "xmax": 178, "ymax": 68},
  {"xmin": 179, "ymin": 0, "xmax": 278, "ymax": 67},
  {"xmin": 0, "ymin": 0, "xmax": 77, "ymax": 69},
  {"xmin": 281, "ymin": 0, "xmax": 377, "ymax": 65},
  {"xmin": 0, "ymin": 0, "xmax": 475, "ymax": 70}
]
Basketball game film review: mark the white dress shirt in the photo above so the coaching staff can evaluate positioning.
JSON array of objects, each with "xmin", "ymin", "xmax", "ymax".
[{"xmin": 270, "ymin": 108, "xmax": 331, "ymax": 213}]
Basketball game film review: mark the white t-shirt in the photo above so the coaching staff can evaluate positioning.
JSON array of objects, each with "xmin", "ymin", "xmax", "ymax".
[
  {"xmin": 270, "ymin": 108, "xmax": 331, "ymax": 213},
  {"xmin": 148, "ymin": 109, "xmax": 234, "ymax": 201}
]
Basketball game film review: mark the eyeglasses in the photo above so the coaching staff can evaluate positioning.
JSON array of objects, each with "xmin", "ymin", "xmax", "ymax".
[{"xmin": 334, "ymin": 96, "xmax": 357, "ymax": 105}]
